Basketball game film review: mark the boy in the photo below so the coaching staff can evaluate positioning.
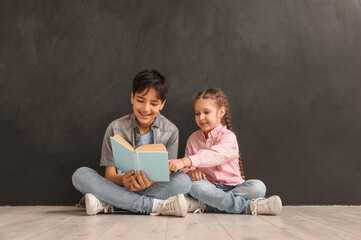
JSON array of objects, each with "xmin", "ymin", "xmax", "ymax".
[{"xmin": 72, "ymin": 70, "xmax": 191, "ymax": 217}]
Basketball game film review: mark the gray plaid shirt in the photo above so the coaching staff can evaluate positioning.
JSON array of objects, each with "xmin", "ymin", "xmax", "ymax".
[{"xmin": 100, "ymin": 113, "xmax": 179, "ymax": 167}]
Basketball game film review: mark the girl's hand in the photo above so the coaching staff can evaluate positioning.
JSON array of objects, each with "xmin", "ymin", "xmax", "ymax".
[
  {"xmin": 130, "ymin": 171, "xmax": 158, "ymax": 191},
  {"xmin": 168, "ymin": 159, "xmax": 185, "ymax": 172},
  {"xmin": 187, "ymin": 169, "xmax": 206, "ymax": 181}
]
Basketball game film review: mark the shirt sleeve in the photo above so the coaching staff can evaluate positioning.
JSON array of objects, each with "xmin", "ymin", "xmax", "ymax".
[
  {"xmin": 99, "ymin": 124, "xmax": 115, "ymax": 167},
  {"xmin": 181, "ymin": 138, "xmax": 197, "ymax": 173},
  {"xmin": 188, "ymin": 132, "xmax": 239, "ymax": 168},
  {"xmin": 166, "ymin": 127, "xmax": 179, "ymax": 159}
]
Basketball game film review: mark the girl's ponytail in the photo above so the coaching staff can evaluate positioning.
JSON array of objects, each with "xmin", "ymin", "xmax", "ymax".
[{"xmin": 224, "ymin": 110, "xmax": 245, "ymax": 179}]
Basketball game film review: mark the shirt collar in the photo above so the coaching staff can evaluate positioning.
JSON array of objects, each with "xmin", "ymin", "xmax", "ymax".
[
  {"xmin": 130, "ymin": 112, "xmax": 161, "ymax": 129},
  {"xmin": 202, "ymin": 123, "xmax": 225, "ymax": 140}
]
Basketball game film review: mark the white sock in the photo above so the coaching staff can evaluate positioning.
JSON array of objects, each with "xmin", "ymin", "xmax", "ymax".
[{"xmin": 151, "ymin": 199, "xmax": 162, "ymax": 213}]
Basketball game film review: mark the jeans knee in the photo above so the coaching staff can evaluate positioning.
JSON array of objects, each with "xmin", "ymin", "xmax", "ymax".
[
  {"xmin": 72, "ymin": 167, "xmax": 91, "ymax": 187},
  {"xmin": 248, "ymin": 179, "xmax": 266, "ymax": 198},
  {"xmin": 190, "ymin": 180, "xmax": 214, "ymax": 198},
  {"xmin": 171, "ymin": 172, "xmax": 192, "ymax": 194}
]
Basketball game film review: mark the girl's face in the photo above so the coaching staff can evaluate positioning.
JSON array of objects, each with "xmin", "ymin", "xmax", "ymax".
[{"xmin": 194, "ymin": 98, "xmax": 225, "ymax": 138}]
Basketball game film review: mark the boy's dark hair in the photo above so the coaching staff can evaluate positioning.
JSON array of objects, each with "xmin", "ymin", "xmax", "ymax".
[{"xmin": 132, "ymin": 70, "xmax": 168, "ymax": 102}]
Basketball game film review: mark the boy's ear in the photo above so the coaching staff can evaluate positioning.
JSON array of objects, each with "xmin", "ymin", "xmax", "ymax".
[
  {"xmin": 159, "ymin": 99, "xmax": 166, "ymax": 111},
  {"xmin": 130, "ymin": 92, "xmax": 134, "ymax": 105}
]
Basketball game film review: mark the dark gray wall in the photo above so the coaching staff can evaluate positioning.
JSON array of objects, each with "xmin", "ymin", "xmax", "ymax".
[{"xmin": 1, "ymin": 0, "xmax": 360, "ymax": 205}]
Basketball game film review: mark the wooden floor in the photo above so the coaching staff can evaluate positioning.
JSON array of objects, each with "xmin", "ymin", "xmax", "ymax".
[{"xmin": 0, "ymin": 206, "xmax": 360, "ymax": 240}]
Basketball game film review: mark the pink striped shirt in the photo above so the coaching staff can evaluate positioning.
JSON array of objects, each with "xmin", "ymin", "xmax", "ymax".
[{"xmin": 182, "ymin": 124, "xmax": 244, "ymax": 185}]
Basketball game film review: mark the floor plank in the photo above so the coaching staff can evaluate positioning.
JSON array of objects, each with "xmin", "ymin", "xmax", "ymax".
[
  {"xmin": 214, "ymin": 213, "xmax": 300, "ymax": 240},
  {"xmin": 283, "ymin": 206, "xmax": 361, "ymax": 236},
  {"xmin": 0, "ymin": 206, "xmax": 360, "ymax": 240},
  {"xmin": 98, "ymin": 214, "xmax": 168, "ymax": 240},
  {"xmin": 165, "ymin": 214, "xmax": 233, "ymax": 240},
  {"xmin": 29, "ymin": 212, "xmax": 120, "ymax": 240},
  {"xmin": 0, "ymin": 207, "xmax": 79, "ymax": 240},
  {"xmin": 260, "ymin": 206, "xmax": 361, "ymax": 240}
]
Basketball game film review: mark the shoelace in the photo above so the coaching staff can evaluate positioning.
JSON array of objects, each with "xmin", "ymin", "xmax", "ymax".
[
  {"xmin": 150, "ymin": 198, "xmax": 174, "ymax": 216},
  {"xmin": 253, "ymin": 199, "xmax": 272, "ymax": 216},
  {"xmin": 251, "ymin": 205, "xmax": 259, "ymax": 216},
  {"xmin": 104, "ymin": 204, "xmax": 115, "ymax": 214},
  {"xmin": 187, "ymin": 199, "xmax": 205, "ymax": 214},
  {"xmin": 93, "ymin": 197, "xmax": 114, "ymax": 214},
  {"xmin": 193, "ymin": 208, "xmax": 204, "ymax": 214},
  {"xmin": 251, "ymin": 198, "xmax": 264, "ymax": 216},
  {"xmin": 159, "ymin": 199, "xmax": 176, "ymax": 214},
  {"xmin": 75, "ymin": 196, "xmax": 86, "ymax": 208}
]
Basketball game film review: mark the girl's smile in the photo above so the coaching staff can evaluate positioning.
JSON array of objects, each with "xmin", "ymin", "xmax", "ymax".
[{"xmin": 194, "ymin": 98, "xmax": 225, "ymax": 138}]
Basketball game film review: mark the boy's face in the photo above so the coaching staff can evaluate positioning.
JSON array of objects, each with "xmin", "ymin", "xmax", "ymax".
[{"xmin": 131, "ymin": 88, "xmax": 165, "ymax": 130}]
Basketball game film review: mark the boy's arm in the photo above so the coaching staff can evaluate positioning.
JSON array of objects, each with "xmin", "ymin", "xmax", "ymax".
[
  {"xmin": 100, "ymin": 124, "xmax": 116, "ymax": 167},
  {"xmin": 105, "ymin": 166, "xmax": 137, "ymax": 189},
  {"xmin": 166, "ymin": 128, "xmax": 179, "ymax": 159},
  {"xmin": 105, "ymin": 166, "xmax": 125, "ymax": 187},
  {"xmin": 105, "ymin": 166, "xmax": 157, "ymax": 190}
]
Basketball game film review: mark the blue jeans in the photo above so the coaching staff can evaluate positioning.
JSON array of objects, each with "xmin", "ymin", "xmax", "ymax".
[
  {"xmin": 189, "ymin": 179, "xmax": 266, "ymax": 214},
  {"xmin": 72, "ymin": 167, "xmax": 192, "ymax": 214}
]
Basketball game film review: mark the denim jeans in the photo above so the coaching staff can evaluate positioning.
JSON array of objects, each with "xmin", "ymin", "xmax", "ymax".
[
  {"xmin": 189, "ymin": 179, "xmax": 266, "ymax": 214},
  {"xmin": 72, "ymin": 167, "xmax": 192, "ymax": 214}
]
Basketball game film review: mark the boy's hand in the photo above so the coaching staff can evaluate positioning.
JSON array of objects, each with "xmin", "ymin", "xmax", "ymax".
[
  {"xmin": 187, "ymin": 169, "xmax": 206, "ymax": 181},
  {"xmin": 122, "ymin": 170, "xmax": 135, "ymax": 189},
  {"xmin": 168, "ymin": 159, "xmax": 185, "ymax": 172},
  {"xmin": 130, "ymin": 171, "xmax": 158, "ymax": 191}
]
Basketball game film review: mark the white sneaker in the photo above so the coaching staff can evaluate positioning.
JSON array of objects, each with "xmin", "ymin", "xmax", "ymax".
[
  {"xmin": 151, "ymin": 194, "xmax": 187, "ymax": 217},
  {"xmin": 185, "ymin": 196, "xmax": 206, "ymax": 213},
  {"xmin": 250, "ymin": 195, "xmax": 282, "ymax": 216},
  {"xmin": 85, "ymin": 193, "xmax": 114, "ymax": 216}
]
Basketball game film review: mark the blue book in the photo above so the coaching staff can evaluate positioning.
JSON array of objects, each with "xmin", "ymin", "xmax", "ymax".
[{"xmin": 110, "ymin": 134, "xmax": 170, "ymax": 182}]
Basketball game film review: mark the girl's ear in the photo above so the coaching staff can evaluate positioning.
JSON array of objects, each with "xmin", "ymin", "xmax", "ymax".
[{"xmin": 219, "ymin": 107, "xmax": 226, "ymax": 119}]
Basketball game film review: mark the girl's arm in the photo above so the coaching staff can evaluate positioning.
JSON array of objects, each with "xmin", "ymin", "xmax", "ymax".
[
  {"xmin": 188, "ymin": 132, "xmax": 239, "ymax": 168},
  {"xmin": 182, "ymin": 139, "xmax": 197, "ymax": 171},
  {"xmin": 168, "ymin": 138, "xmax": 195, "ymax": 172},
  {"xmin": 168, "ymin": 157, "xmax": 192, "ymax": 172}
]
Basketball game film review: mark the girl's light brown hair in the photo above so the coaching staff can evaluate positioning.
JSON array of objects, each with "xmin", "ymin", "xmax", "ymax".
[{"xmin": 193, "ymin": 88, "xmax": 245, "ymax": 179}]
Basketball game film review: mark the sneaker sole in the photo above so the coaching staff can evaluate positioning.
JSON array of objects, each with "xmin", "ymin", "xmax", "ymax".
[{"xmin": 176, "ymin": 194, "xmax": 187, "ymax": 217}]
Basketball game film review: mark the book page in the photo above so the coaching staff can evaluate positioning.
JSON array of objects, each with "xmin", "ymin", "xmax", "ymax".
[
  {"xmin": 113, "ymin": 134, "xmax": 134, "ymax": 152},
  {"xmin": 135, "ymin": 144, "xmax": 167, "ymax": 152},
  {"xmin": 137, "ymin": 151, "xmax": 170, "ymax": 181},
  {"xmin": 110, "ymin": 136, "xmax": 138, "ymax": 173}
]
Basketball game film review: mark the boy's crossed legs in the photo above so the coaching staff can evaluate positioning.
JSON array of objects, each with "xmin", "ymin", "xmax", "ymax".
[{"xmin": 72, "ymin": 167, "xmax": 192, "ymax": 216}]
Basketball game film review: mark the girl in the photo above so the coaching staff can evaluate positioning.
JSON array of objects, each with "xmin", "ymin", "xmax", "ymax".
[{"xmin": 169, "ymin": 88, "xmax": 282, "ymax": 215}]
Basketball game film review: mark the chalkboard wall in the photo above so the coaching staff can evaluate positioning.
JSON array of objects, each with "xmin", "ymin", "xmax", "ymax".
[{"xmin": 1, "ymin": 0, "xmax": 360, "ymax": 205}]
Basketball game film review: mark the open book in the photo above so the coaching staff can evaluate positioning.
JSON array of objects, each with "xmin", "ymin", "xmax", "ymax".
[{"xmin": 110, "ymin": 134, "xmax": 170, "ymax": 181}]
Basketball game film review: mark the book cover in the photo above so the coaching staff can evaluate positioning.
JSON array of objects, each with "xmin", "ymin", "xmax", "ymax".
[{"xmin": 110, "ymin": 134, "xmax": 170, "ymax": 181}]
